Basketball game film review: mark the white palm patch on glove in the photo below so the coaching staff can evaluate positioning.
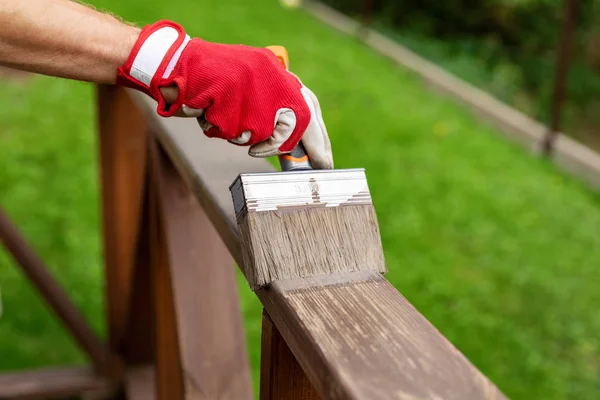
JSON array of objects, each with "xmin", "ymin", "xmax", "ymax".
[{"xmin": 247, "ymin": 83, "xmax": 333, "ymax": 170}]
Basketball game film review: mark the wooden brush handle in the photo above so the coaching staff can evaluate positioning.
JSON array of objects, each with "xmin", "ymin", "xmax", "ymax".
[{"xmin": 266, "ymin": 45, "xmax": 313, "ymax": 171}]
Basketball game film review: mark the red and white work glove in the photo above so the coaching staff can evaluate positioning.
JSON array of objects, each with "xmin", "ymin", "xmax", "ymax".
[{"xmin": 116, "ymin": 20, "xmax": 333, "ymax": 169}]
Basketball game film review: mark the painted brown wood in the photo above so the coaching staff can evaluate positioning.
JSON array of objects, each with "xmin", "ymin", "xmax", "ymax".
[
  {"xmin": 0, "ymin": 208, "xmax": 117, "ymax": 377},
  {"xmin": 120, "ymin": 195, "xmax": 157, "ymax": 366},
  {"xmin": 126, "ymin": 366, "xmax": 156, "ymax": 400},
  {"xmin": 128, "ymin": 90, "xmax": 506, "ymax": 400},
  {"xmin": 97, "ymin": 84, "xmax": 152, "ymax": 363},
  {"xmin": 149, "ymin": 166, "xmax": 185, "ymax": 400},
  {"xmin": 150, "ymin": 140, "xmax": 253, "ymax": 399},
  {"xmin": 257, "ymin": 272, "xmax": 506, "ymax": 400},
  {"xmin": 260, "ymin": 310, "xmax": 320, "ymax": 400},
  {"xmin": 0, "ymin": 366, "xmax": 115, "ymax": 400}
]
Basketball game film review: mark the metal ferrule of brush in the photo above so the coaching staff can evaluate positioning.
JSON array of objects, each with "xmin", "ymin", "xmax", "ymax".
[
  {"xmin": 229, "ymin": 169, "xmax": 373, "ymax": 220},
  {"xmin": 229, "ymin": 167, "xmax": 385, "ymax": 290}
]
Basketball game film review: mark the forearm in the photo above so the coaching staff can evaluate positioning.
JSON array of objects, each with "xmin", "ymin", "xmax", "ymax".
[{"xmin": 0, "ymin": 0, "xmax": 139, "ymax": 84}]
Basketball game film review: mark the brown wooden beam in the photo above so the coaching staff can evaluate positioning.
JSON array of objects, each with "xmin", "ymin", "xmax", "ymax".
[
  {"xmin": 260, "ymin": 310, "xmax": 319, "ymax": 400},
  {"xmin": 149, "ymin": 174, "xmax": 185, "ymax": 400},
  {"xmin": 149, "ymin": 140, "xmax": 253, "ymax": 399},
  {"xmin": 97, "ymin": 84, "xmax": 154, "ymax": 366},
  {"xmin": 0, "ymin": 209, "xmax": 118, "ymax": 377},
  {"xmin": 0, "ymin": 366, "xmax": 115, "ymax": 400},
  {"xmin": 258, "ymin": 272, "xmax": 506, "ymax": 399}
]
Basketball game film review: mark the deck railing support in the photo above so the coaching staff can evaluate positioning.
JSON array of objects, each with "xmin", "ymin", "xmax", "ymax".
[{"xmin": 0, "ymin": 85, "xmax": 508, "ymax": 399}]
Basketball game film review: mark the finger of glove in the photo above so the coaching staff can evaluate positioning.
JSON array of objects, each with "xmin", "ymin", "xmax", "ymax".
[
  {"xmin": 248, "ymin": 108, "xmax": 297, "ymax": 157},
  {"xmin": 299, "ymin": 87, "xmax": 333, "ymax": 169},
  {"xmin": 196, "ymin": 116, "xmax": 225, "ymax": 142}
]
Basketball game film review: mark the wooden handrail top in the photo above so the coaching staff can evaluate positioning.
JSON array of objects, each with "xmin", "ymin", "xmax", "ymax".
[{"xmin": 128, "ymin": 89, "xmax": 506, "ymax": 399}]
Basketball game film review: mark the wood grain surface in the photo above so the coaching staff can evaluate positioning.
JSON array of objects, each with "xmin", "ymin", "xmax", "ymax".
[
  {"xmin": 150, "ymin": 188, "xmax": 185, "ymax": 400},
  {"xmin": 260, "ymin": 310, "xmax": 320, "ymax": 400},
  {"xmin": 259, "ymin": 272, "xmax": 506, "ymax": 400}
]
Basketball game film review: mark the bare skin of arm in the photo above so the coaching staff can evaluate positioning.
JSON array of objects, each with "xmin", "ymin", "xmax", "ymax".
[{"xmin": 0, "ymin": 0, "xmax": 177, "ymax": 101}]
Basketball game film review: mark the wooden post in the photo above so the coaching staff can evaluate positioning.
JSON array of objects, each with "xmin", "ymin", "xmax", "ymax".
[
  {"xmin": 0, "ymin": 366, "xmax": 116, "ymax": 399},
  {"xmin": 150, "ymin": 183, "xmax": 185, "ymax": 400},
  {"xmin": 97, "ymin": 84, "xmax": 155, "ymax": 368},
  {"xmin": 543, "ymin": 0, "xmax": 579, "ymax": 154},
  {"xmin": 149, "ymin": 139, "xmax": 254, "ymax": 399},
  {"xmin": 260, "ymin": 310, "xmax": 320, "ymax": 400}
]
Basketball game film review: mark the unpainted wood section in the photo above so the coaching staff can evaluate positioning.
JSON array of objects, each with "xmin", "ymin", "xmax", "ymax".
[
  {"xmin": 151, "ymin": 141, "xmax": 253, "ymax": 399},
  {"xmin": 0, "ymin": 209, "xmax": 116, "ymax": 377},
  {"xmin": 260, "ymin": 310, "xmax": 320, "ymax": 400},
  {"xmin": 149, "ymin": 167, "xmax": 185, "ymax": 400},
  {"xmin": 553, "ymin": 131, "xmax": 600, "ymax": 189},
  {"xmin": 97, "ymin": 84, "xmax": 150, "ymax": 357},
  {"xmin": 126, "ymin": 366, "xmax": 156, "ymax": 400},
  {"xmin": 0, "ymin": 366, "xmax": 115, "ymax": 400},
  {"xmin": 127, "ymin": 91, "xmax": 506, "ymax": 399},
  {"xmin": 258, "ymin": 272, "xmax": 506, "ymax": 400}
]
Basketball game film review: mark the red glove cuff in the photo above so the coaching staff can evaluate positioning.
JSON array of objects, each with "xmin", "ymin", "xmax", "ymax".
[{"xmin": 116, "ymin": 20, "xmax": 190, "ymax": 116}]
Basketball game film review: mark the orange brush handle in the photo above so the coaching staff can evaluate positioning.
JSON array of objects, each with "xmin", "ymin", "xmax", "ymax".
[
  {"xmin": 266, "ymin": 45, "xmax": 312, "ymax": 171},
  {"xmin": 266, "ymin": 45, "xmax": 290, "ymax": 70}
]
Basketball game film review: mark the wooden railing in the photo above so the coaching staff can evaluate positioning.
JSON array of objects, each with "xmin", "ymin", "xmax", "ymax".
[{"xmin": 0, "ymin": 85, "xmax": 507, "ymax": 399}]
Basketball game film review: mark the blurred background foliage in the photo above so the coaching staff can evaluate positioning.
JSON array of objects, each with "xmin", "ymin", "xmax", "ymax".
[{"xmin": 322, "ymin": 0, "xmax": 600, "ymax": 148}]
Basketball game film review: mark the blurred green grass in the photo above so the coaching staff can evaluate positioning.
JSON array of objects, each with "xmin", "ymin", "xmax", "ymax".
[{"xmin": 1, "ymin": 0, "xmax": 599, "ymax": 398}]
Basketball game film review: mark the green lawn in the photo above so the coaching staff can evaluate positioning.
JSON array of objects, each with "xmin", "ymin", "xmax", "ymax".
[{"xmin": 1, "ymin": 0, "xmax": 600, "ymax": 398}]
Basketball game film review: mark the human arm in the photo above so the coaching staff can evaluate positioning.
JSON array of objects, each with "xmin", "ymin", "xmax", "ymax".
[
  {"xmin": 0, "ymin": 0, "xmax": 333, "ymax": 168},
  {"xmin": 0, "ymin": 0, "xmax": 138, "ymax": 84}
]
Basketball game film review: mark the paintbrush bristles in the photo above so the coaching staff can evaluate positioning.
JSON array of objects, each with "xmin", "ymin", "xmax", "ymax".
[{"xmin": 238, "ymin": 205, "xmax": 387, "ymax": 290}]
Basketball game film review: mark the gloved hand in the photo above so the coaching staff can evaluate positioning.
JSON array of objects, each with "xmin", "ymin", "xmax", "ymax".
[{"xmin": 117, "ymin": 20, "xmax": 333, "ymax": 169}]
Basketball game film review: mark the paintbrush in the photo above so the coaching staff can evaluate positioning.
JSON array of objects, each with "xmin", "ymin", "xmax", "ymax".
[{"xmin": 229, "ymin": 47, "xmax": 386, "ymax": 290}]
